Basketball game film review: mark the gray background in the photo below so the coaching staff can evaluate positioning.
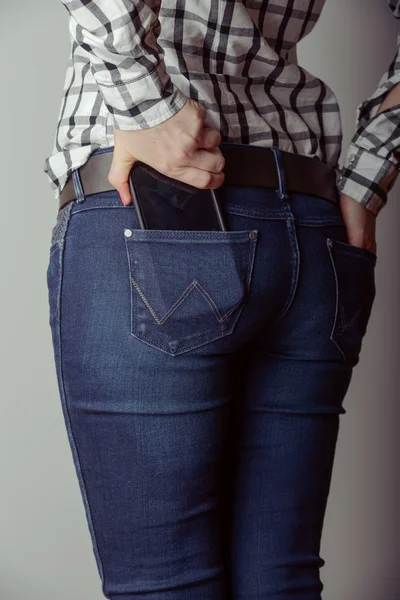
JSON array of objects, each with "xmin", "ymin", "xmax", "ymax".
[{"xmin": 1, "ymin": 0, "xmax": 399, "ymax": 598}]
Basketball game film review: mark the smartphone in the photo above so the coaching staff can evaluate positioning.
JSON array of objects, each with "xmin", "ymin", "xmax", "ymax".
[{"xmin": 128, "ymin": 161, "xmax": 227, "ymax": 231}]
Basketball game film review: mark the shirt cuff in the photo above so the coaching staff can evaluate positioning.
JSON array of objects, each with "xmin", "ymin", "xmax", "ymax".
[
  {"xmin": 337, "ymin": 142, "xmax": 399, "ymax": 216},
  {"xmin": 95, "ymin": 64, "xmax": 189, "ymax": 131}
]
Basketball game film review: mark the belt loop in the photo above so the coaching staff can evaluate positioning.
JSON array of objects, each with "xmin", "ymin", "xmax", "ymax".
[
  {"xmin": 72, "ymin": 168, "xmax": 85, "ymax": 203},
  {"xmin": 271, "ymin": 147, "xmax": 289, "ymax": 201}
]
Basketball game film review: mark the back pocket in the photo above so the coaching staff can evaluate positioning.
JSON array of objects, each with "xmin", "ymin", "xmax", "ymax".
[
  {"xmin": 327, "ymin": 237, "xmax": 377, "ymax": 363},
  {"xmin": 124, "ymin": 228, "xmax": 258, "ymax": 355}
]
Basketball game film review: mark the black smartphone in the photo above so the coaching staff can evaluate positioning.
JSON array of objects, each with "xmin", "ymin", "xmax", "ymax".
[{"xmin": 128, "ymin": 161, "xmax": 227, "ymax": 230}]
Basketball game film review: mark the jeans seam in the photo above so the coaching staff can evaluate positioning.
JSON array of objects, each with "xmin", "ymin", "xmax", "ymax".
[
  {"xmin": 224, "ymin": 207, "xmax": 287, "ymax": 220},
  {"xmin": 71, "ymin": 202, "xmax": 126, "ymax": 216},
  {"xmin": 51, "ymin": 221, "xmax": 110, "ymax": 598},
  {"xmin": 270, "ymin": 216, "xmax": 300, "ymax": 326}
]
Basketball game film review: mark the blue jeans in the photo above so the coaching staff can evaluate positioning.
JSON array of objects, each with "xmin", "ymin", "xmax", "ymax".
[{"xmin": 46, "ymin": 145, "xmax": 376, "ymax": 599}]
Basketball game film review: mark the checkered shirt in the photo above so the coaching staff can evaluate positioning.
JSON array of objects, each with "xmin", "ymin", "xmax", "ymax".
[{"xmin": 43, "ymin": 0, "xmax": 400, "ymax": 216}]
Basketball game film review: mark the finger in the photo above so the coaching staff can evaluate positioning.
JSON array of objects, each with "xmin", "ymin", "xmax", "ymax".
[
  {"xmin": 197, "ymin": 126, "xmax": 222, "ymax": 149},
  {"xmin": 183, "ymin": 146, "xmax": 225, "ymax": 174},
  {"xmin": 108, "ymin": 154, "xmax": 137, "ymax": 205},
  {"xmin": 165, "ymin": 165, "xmax": 225, "ymax": 190}
]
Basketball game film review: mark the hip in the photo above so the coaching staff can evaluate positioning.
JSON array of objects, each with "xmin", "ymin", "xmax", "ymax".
[{"xmin": 46, "ymin": 183, "xmax": 376, "ymax": 366}]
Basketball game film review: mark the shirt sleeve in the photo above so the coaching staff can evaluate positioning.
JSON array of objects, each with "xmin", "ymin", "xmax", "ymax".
[
  {"xmin": 61, "ymin": 0, "xmax": 188, "ymax": 130},
  {"xmin": 337, "ymin": 0, "xmax": 400, "ymax": 215}
]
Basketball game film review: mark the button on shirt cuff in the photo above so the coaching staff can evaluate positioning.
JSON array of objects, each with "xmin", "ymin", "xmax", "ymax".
[{"xmin": 337, "ymin": 143, "xmax": 399, "ymax": 216}]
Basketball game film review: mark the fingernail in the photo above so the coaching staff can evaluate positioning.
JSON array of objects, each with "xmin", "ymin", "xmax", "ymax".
[{"xmin": 120, "ymin": 194, "xmax": 126, "ymax": 205}]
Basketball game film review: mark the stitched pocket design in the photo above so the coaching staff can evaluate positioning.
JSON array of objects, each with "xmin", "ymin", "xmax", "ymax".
[
  {"xmin": 327, "ymin": 238, "xmax": 377, "ymax": 363},
  {"xmin": 124, "ymin": 228, "xmax": 258, "ymax": 355}
]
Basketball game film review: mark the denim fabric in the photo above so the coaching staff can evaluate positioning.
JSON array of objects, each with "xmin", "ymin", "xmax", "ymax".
[{"xmin": 46, "ymin": 145, "xmax": 376, "ymax": 600}]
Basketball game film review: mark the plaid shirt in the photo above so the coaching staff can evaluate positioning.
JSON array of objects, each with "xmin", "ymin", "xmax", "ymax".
[{"xmin": 44, "ymin": 0, "xmax": 400, "ymax": 216}]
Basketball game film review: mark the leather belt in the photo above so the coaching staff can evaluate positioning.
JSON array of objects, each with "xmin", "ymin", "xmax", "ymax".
[{"xmin": 58, "ymin": 143, "xmax": 339, "ymax": 212}]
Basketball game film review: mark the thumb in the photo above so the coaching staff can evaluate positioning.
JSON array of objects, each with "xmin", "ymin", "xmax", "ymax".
[{"xmin": 108, "ymin": 153, "xmax": 137, "ymax": 205}]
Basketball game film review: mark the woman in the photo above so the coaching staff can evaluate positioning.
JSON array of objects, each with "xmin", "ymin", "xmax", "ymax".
[{"xmin": 45, "ymin": 1, "xmax": 400, "ymax": 598}]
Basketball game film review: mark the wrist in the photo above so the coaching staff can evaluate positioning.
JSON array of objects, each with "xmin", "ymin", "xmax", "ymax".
[{"xmin": 339, "ymin": 193, "xmax": 377, "ymax": 254}]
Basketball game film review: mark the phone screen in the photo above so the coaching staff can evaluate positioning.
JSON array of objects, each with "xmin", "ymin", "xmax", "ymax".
[{"xmin": 128, "ymin": 162, "xmax": 226, "ymax": 231}]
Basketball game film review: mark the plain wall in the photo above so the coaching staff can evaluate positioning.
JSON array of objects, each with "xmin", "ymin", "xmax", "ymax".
[{"xmin": 1, "ymin": 0, "xmax": 399, "ymax": 598}]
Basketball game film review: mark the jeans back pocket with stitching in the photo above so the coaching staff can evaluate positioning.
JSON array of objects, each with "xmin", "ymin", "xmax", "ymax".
[
  {"xmin": 327, "ymin": 237, "xmax": 377, "ymax": 363},
  {"xmin": 124, "ymin": 228, "xmax": 258, "ymax": 355}
]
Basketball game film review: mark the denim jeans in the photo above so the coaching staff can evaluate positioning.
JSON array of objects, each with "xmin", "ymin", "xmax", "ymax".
[{"xmin": 46, "ymin": 144, "xmax": 377, "ymax": 599}]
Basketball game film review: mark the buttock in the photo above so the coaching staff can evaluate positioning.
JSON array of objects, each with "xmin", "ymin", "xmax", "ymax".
[{"xmin": 48, "ymin": 185, "xmax": 376, "ymax": 366}]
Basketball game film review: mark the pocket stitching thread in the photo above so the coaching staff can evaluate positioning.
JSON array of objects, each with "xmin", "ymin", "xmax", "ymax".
[
  {"xmin": 130, "ymin": 272, "xmax": 248, "ymax": 326},
  {"xmin": 338, "ymin": 300, "xmax": 368, "ymax": 334},
  {"xmin": 327, "ymin": 238, "xmax": 346, "ymax": 361},
  {"xmin": 125, "ymin": 232, "xmax": 258, "ymax": 355},
  {"xmin": 131, "ymin": 276, "xmax": 196, "ymax": 325},
  {"xmin": 326, "ymin": 237, "xmax": 375, "ymax": 361}
]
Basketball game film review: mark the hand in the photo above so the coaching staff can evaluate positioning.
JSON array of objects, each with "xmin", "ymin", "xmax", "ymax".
[
  {"xmin": 339, "ymin": 193, "xmax": 377, "ymax": 256},
  {"xmin": 107, "ymin": 98, "xmax": 225, "ymax": 205}
]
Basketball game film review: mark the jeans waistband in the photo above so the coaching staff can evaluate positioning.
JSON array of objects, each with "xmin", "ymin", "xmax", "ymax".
[{"xmin": 68, "ymin": 143, "xmax": 343, "ymax": 226}]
